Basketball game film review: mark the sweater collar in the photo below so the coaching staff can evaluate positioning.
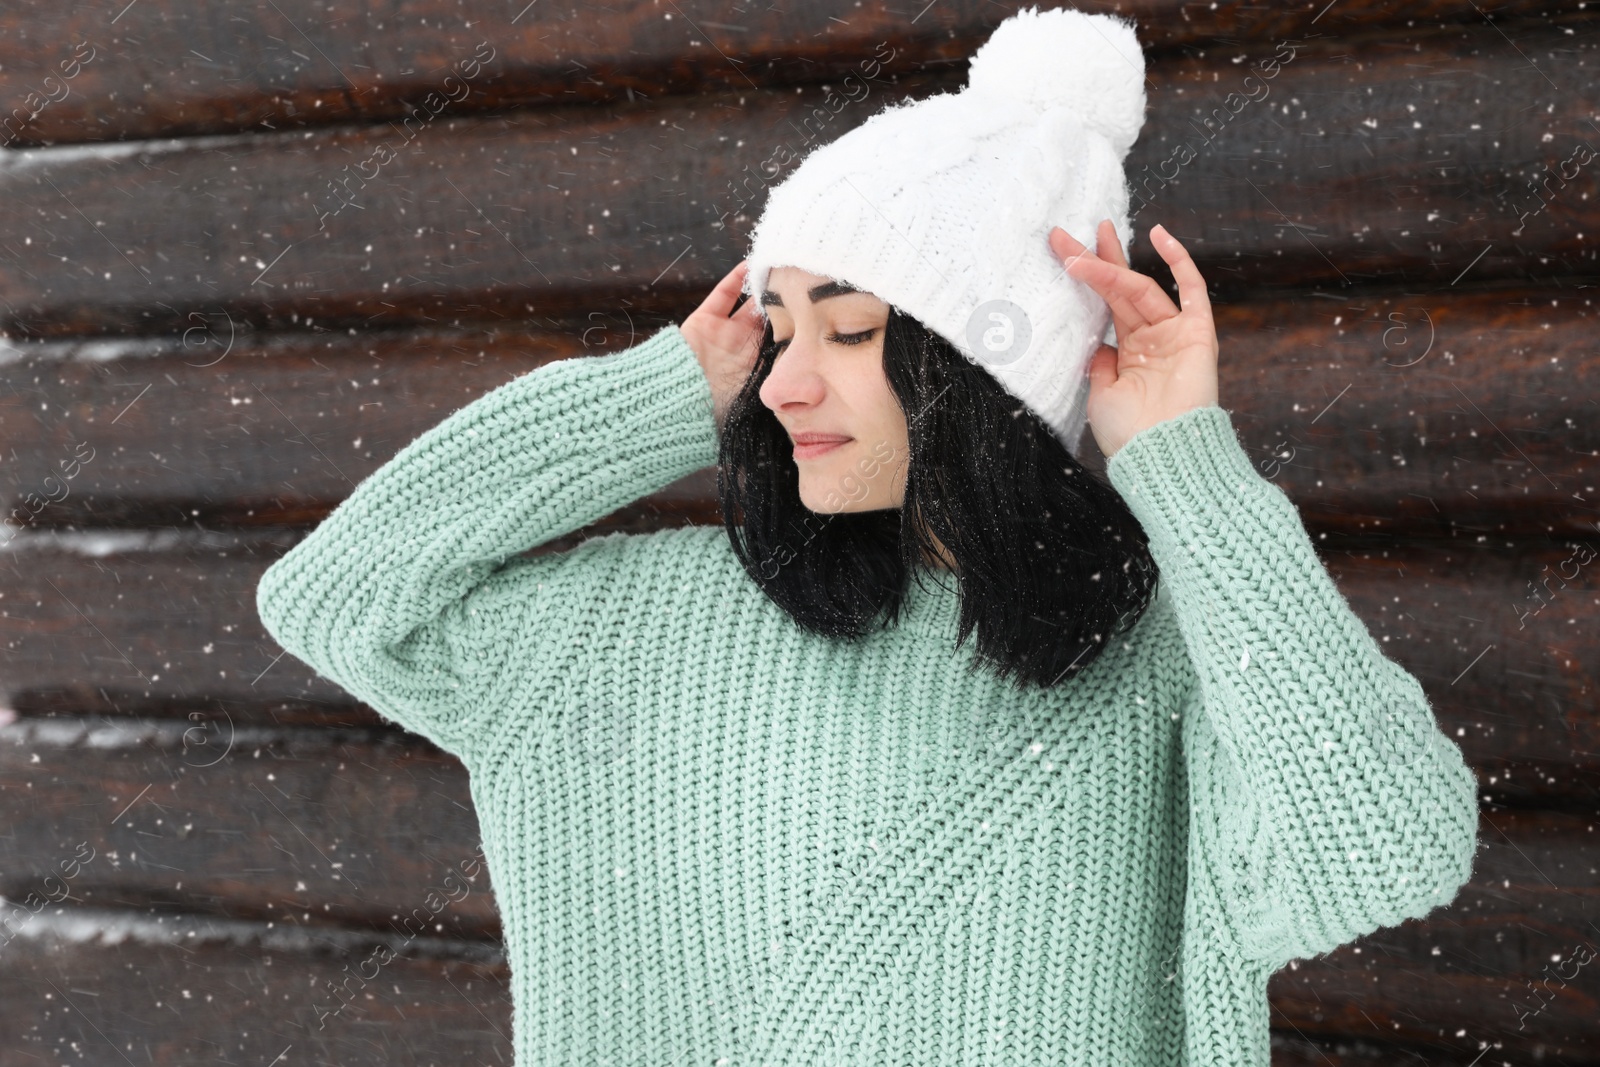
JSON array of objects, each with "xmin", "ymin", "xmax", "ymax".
[{"xmin": 896, "ymin": 569, "xmax": 964, "ymax": 638}]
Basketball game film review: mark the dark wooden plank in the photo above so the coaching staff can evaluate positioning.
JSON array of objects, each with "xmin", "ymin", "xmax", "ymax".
[
  {"xmin": 1273, "ymin": 965, "xmax": 1600, "ymax": 1063},
  {"xmin": 0, "ymin": 1, "xmax": 1570, "ymax": 148},
  {"xmin": 0, "ymin": 904, "xmax": 508, "ymax": 1065},
  {"xmin": 2, "ymin": 288, "xmax": 1592, "ymax": 538},
  {"xmin": 0, "ymin": 716, "xmax": 498, "ymax": 936},
  {"xmin": 0, "ymin": 534, "xmax": 1594, "ymax": 803},
  {"xmin": 1272, "ymin": 936, "xmax": 1600, "ymax": 1060},
  {"xmin": 1266, "ymin": 1033, "xmax": 1598, "ymax": 1067},
  {"xmin": 1208, "ymin": 288, "xmax": 1599, "ymax": 543},
  {"xmin": 1265, "ymin": 1034, "xmax": 1427, "ymax": 1067},
  {"xmin": 2, "ymin": 24, "xmax": 1597, "ymax": 338}
]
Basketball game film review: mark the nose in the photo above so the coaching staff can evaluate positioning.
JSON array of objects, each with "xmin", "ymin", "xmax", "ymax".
[{"xmin": 758, "ymin": 335, "xmax": 827, "ymax": 414}]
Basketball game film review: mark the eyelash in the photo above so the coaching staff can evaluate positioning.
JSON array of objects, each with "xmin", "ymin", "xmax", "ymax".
[{"xmin": 773, "ymin": 329, "xmax": 877, "ymax": 353}]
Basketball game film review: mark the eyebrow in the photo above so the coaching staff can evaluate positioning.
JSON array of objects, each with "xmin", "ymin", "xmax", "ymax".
[{"xmin": 760, "ymin": 279, "xmax": 863, "ymax": 309}]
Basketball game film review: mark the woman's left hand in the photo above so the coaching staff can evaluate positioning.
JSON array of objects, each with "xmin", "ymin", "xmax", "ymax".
[{"xmin": 1049, "ymin": 220, "xmax": 1220, "ymax": 460}]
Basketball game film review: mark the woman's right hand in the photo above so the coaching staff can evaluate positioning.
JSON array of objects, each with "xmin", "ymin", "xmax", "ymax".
[{"xmin": 679, "ymin": 258, "xmax": 765, "ymax": 430}]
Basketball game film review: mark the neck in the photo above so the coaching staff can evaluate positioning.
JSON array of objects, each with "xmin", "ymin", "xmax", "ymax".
[{"xmin": 918, "ymin": 529, "xmax": 957, "ymax": 572}]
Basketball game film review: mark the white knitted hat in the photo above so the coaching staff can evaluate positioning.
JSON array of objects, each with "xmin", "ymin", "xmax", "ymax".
[{"xmin": 740, "ymin": 5, "xmax": 1148, "ymax": 455}]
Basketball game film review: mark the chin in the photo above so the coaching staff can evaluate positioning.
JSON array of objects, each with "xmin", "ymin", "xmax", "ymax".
[
  {"xmin": 794, "ymin": 438, "xmax": 902, "ymax": 513},
  {"xmin": 797, "ymin": 481, "xmax": 850, "ymax": 515},
  {"xmin": 798, "ymin": 481, "xmax": 887, "ymax": 515}
]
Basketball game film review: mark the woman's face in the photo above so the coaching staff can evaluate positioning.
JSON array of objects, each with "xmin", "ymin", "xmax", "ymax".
[{"xmin": 757, "ymin": 265, "xmax": 909, "ymax": 514}]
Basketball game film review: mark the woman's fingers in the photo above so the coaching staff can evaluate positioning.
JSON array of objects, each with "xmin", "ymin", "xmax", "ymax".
[
  {"xmin": 718, "ymin": 260, "xmax": 764, "ymax": 354},
  {"xmin": 700, "ymin": 257, "xmax": 750, "ymax": 322},
  {"xmin": 705, "ymin": 258, "xmax": 749, "ymax": 317},
  {"xmin": 730, "ymin": 261, "xmax": 766, "ymax": 326},
  {"xmin": 1149, "ymin": 224, "xmax": 1212, "ymax": 320},
  {"xmin": 1050, "ymin": 227, "xmax": 1158, "ymax": 332},
  {"xmin": 1052, "ymin": 224, "xmax": 1179, "ymax": 329},
  {"xmin": 1085, "ymin": 341, "xmax": 1122, "ymax": 394},
  {"xmin": 1095, "ymin": 218, "xmax": 1128, "ymax": 270},
  {"xmin": 1091, "ymin": 219, "xmax": 1134, "ymax": 346}
]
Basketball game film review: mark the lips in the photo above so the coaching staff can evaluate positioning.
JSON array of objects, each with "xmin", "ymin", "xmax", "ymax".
[{"xmin": 790, "ymin": 432, "xmax": 852, "ymax": 460}]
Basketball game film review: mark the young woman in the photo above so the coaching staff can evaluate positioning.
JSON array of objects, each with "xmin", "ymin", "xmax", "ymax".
[{"xmin": 256, "ymin": 219, "xmax": 1480, "ymax": 1067}]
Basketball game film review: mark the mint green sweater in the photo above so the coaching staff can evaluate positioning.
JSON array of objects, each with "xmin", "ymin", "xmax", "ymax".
[{"xmin": 255, "ymin": 323, "xmax": 1480, "ymax": 1067}]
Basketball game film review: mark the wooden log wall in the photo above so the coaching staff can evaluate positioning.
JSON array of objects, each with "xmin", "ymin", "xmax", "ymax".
[{"xmin": 1, "ymin": 1, "xmax": 1596, "ymax": 1063}]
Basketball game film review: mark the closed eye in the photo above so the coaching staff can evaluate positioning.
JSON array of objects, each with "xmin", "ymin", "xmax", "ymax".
[{"xmin": 772, "ymin": 328, "xmax": 879, "ymax": 354}]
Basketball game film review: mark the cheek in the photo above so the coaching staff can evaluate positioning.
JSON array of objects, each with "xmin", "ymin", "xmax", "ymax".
[
  {"xmin": 859, "ymin": 380, "xmax": 907, "ymax": 463},
  {"xmin": 845, "ymin": 349, "xmax": 901, "ymax": 432}
]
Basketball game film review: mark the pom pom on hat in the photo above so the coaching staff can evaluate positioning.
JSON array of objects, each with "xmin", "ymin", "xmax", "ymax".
[{"xmin": 965, "ymin": 5, "xmax": 1147, "ymax": 156}]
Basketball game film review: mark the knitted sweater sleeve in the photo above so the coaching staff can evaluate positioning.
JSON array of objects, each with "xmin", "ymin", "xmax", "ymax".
[
  {"xmin": 254, "ymin": 324, "xmax": 720, "ymax": 764},
  {"xmin": 1104, "ymin": 405, "xmax": 1480, "ymax": 968}
]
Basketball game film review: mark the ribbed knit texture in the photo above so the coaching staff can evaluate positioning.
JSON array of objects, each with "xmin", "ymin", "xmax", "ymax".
[{"xmin": 256, "ymin": 324, "xmax": 1481, "ymax": 1067}]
